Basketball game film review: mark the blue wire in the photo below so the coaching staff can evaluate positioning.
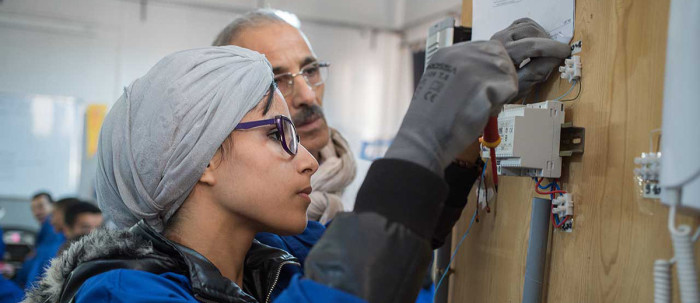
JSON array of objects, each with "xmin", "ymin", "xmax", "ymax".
[
  {"xmin": 432, "ymin": 160, "xmax": 485, "ymax": 302},
  {"xmin": 550, "ymin": 182, "xmax": 564, "ymax": 225},
  {"xmin": 433, "ymin": 208, "xmax": 478, "ymax": 303},
  {"xmin": 532, "ymin": 178, "xmax": 563, "ymax": 225},
  {"xmin": 553, "ymin": 80, "xmax": 578, "ymax": 101}
]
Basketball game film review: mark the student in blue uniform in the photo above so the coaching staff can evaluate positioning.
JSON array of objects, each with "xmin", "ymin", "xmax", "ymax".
[
  {"xmin": 14, "ymin": 193, "xmax": 65, "ymax": 290},
  {"xmin": 23, "ymin": 18, "xmax": 568, "ymax": 303},
  {"xmin": 0, "ymin": 226, "xmax": 23, "ymax": 303}
]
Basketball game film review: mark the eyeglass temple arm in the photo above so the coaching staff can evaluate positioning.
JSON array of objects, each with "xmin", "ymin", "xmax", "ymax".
[{"xmin": 234, "ymin": 118, "xmax": 277, "ymax": 130}]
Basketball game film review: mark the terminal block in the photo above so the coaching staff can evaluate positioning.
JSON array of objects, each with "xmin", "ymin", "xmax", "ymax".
[
  {"xmin": 553, "ymin": 193, "xmax": 574, "ymax": 217},
  {"xmin": 559, "ymin": 55, "xmax": 582, "ymax": 83}
]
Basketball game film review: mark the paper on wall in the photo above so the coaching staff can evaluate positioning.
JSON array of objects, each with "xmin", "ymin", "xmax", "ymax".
[{"xmin": 472, "ymin": 0, "xmax": 575, "ymax": 43}]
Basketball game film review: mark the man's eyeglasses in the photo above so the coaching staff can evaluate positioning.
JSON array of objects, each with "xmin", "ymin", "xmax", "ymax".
[
  {"xmin": 273, "ymin": 61, "xmax": 330, "ymax": 97},
  {"xmin": 234, "ymin": 115, "xmax": 299, "ymax": 156}
]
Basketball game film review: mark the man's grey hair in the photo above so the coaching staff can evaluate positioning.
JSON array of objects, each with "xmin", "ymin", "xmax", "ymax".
[{"xmin": 213, "ymin": 9, "xmax": 296, "ymax": 46}]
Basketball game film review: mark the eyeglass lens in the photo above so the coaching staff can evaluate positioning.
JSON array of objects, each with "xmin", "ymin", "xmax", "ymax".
[
  {"xmin": 275, "ymin": 62, "xmax": 329, "ymax": 97},
  {"xmin": 281, "ymin": 118, "xmax": 298, "ymax": 155}
]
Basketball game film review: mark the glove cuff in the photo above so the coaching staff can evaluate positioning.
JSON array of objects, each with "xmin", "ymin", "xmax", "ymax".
[{"xmin": 354, "ymin": 158, "xmax": 448, "ymax": 240}]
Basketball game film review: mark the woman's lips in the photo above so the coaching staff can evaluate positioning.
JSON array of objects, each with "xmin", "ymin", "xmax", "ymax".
[{"xmin": 298, "ymin": 186, "xmax": 312, "ymax": 203}]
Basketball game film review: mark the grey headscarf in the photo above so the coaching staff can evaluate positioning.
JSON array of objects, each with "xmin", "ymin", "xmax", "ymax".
[{"xmin": 96, "ymin": 46, "xmax": 273, "ymax": 232}]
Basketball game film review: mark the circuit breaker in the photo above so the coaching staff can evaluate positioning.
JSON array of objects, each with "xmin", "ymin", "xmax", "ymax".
[{"xmin": 481, "ymin": 100, "xmax": 566, "ymax": 178}]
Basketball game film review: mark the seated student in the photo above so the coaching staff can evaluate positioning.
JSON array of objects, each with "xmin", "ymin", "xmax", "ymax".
[
  {"xmin": 23, "ymin": 18, "xmax": 568, "ymax": 303},
  {"xmin": 49, "ymin": 198, "xmax": 81, "ymax": 235},
  {"xmin": 58, "ymin": 202, "xmax": 103, "ymax": 253},
  {"xmin": 14, "ymin": 192, "xmax": 64, "ymax": 290},
  {"xmin": 63, "ymin": 202, "xmax": 103, "ymax": 241},
  {"xmin": 0, "ymin": 226, "xmax": 23, "ymax": 303}
]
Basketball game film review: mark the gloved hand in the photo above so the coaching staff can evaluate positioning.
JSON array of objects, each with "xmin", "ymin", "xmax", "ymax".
[
  {"xmin": 491, "ymin": 18, "xmax": 572, "ymax": 100},
  {"xmin": 384, "ymin": 40, "xmax": 518, "ymax": 176}
]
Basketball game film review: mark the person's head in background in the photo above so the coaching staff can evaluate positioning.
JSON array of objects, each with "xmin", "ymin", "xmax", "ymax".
[
  {"xmin": 50, "ymin": 198, "xmax": 81, "ymax": 234},
  {"xmin": 214, "ymin": 10, "xmax": 330, "ymax": 159},
  {"xmin": 30, "ymin": 192, "xmax": 54, "ymax": 223},
  {"xmin": 63, "ymin": 202, "xmax": 103, "ymax": 240}
]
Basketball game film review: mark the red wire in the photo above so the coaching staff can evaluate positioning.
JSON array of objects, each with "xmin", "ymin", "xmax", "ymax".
[
  {"xmin": 550, "ymin": 204, "xmax": 570, "ymax": 228},
  {"xmin": 538, "ymin": 178, "xmax": 570, "ymax": 229},
  {"xmin": 535, "ymin": 177, "xmax": 568, "ymax": 195},
  {"xmin": 489, "ymin": 148, "xmax": 499, "ymax": 187},
  {"xmin": 556, "ymin": 216, "xmax": 571, "ymax": 228}
]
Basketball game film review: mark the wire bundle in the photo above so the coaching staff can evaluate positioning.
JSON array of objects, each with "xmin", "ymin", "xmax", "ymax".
[{"xmin": 534, "ymin": 177, "xmax": 570, "ymax": 228}]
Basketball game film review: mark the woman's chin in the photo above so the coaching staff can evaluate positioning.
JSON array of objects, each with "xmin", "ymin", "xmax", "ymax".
[{"xmin": 268, "ymin": 216, "xmax": 308, "ymax": 236}]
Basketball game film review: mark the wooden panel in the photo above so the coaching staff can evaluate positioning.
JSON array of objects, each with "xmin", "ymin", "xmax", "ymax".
[{"xmin": 449, "ymin": 1, "xmax": 700, "ymax": 302}]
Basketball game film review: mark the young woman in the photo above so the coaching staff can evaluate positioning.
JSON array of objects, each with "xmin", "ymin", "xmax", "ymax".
[
  {"xmin": 24, "ymin": 46, "xmax": 338, "ymax": 303},
  {"xmin": 23, "ymin": 18, "xmax": 568, "ymax": 303}
]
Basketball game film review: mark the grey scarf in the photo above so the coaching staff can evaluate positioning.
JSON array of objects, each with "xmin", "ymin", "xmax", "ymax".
[
  {"xmin": 308, "ymin": 128, "xmax": 357, "ymax": 224},
  {"xmin": 96, "ymin": 46, "xmax": 273, "ymax": 232}
]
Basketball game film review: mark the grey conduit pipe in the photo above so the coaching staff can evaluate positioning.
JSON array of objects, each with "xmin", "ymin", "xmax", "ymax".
[{"xmin": 522, "ymin": 197, "xmax": 552, "ymax": 303}]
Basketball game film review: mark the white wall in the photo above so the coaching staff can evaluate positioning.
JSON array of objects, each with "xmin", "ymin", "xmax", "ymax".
[{"xmin": 0, "ymin": 0, "xmax": 438, "ymax": 215}]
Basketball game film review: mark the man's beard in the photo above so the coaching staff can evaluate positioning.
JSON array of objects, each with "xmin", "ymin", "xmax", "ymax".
[{"xmin": 292, "ymin": 104, "xmax": 325, "ymax": 127}]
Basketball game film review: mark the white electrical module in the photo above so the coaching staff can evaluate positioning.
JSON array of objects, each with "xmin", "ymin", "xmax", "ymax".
[{"xmin": 481, "ymin": 100, "xmax": 566, "ymax": 178}]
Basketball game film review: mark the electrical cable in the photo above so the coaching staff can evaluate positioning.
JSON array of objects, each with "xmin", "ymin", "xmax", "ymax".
[
  {"xmin": 654, "ymin": 205, "xmax": 699, "ymax": 303},
  {"xmin": 433, "ymin": 207, "xmax": 478, "ymax": 303},
  {"xmin": 553, "ymin": 80, "xmax": 578, "ymax": 101},
  {"xmin": 533, "ymin": 178, "xmax": 570, "ymax": 229},
  {"xmin": 554, "ymin": 214, "xmax": 570, "ymax": 228},
  {"xmin": 482, "ymin": 159, "xmax": 490, "ymax": 213},
  {"xmin": 549, "ymin": 180, "xmax": 571, "ymax": 228},
  {"xmin": 649, "ymin": 128, "xmax": 661, "ymax": 153},
  {"xmin": 560, "ymin": 80, "xmax": 582, "ymax": 102},
  {"xmin": 432, "ymin": 163, "xmax": 488, "ymax": 302},
  {"xmin": 475, "ymin": 163, "xmax": 483, "ymax": 223},
  {"xmin": 536, "ymin": 179, "xmax": 556, "ymax": 190},
  {"xmin": 535, "ymin": 177, "xmax": 567, "ymax": 195},
  {"xmin": 654, "ymin": 259, "xmax": 673, "ymax": 303},
  {"xmin": 548, "ymin": 181, "xmax": 563, "ymax": 227}
]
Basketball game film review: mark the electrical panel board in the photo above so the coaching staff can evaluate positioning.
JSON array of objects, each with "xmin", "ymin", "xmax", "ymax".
[{"xmin": 482, "ymin": 100, "xmax": 565, "ymax": 178}]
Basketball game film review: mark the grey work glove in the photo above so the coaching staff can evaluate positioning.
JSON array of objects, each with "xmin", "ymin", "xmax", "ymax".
[
  {"xmin": 491, "ymin": 18, "xmax": 572, "ymax": 100},
  {"xmin": 384, "ymin": 40, "xmax": 518, "ymax": 176}
]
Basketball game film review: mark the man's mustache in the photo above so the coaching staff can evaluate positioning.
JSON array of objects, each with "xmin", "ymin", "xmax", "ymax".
[{"xmin": 292, "ymin": 105, "xmax": 325, "ymax": 126}]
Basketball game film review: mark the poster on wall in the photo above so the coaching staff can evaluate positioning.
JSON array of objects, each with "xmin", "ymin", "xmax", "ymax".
[{"xmin": 472, "ymin": 0, "xmax": 575, "ymax": 43}]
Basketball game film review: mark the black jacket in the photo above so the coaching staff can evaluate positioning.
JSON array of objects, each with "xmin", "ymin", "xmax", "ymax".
[
  {"xmin": 304, "ymin": 159, "xmax": 480, "ymax": 303},
  {"xmin": 24, "ymin": 220, "xmax": 300, "ymax": 303}
]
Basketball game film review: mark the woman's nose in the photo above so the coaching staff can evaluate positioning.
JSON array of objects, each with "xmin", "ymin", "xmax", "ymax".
[{"xmin": 297, "ymin": 144, "xmax": 319, "ymax": 176}]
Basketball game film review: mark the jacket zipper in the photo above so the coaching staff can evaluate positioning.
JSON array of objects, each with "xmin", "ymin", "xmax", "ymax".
[{"xmin": 265, "ymin": 260, "xmax": 300, "ymax": 303}]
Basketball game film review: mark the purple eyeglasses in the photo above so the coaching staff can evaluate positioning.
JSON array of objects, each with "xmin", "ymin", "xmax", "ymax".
[{"xmin": 235, "ymin": 115, "xmax": 300, "ymax": 156}]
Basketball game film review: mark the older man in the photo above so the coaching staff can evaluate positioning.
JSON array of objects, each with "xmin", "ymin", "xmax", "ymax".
[{"xmin": 213, "ymin": 10, "xmax": 355, "ymax": 225}]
